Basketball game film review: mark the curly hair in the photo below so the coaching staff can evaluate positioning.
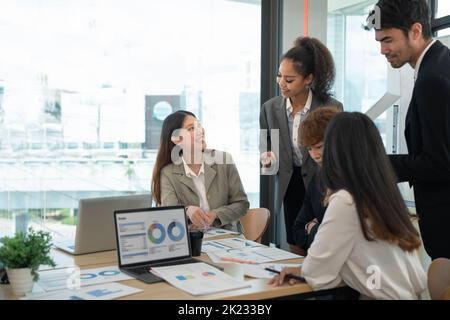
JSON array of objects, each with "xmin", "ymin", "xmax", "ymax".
[
  {"xmin": 299, "ymin": 106, "xmax": 341, "ymax": 148},
  {"xmin": 282, "ymin": 37, "xmax": 336, "ymax": 103}
]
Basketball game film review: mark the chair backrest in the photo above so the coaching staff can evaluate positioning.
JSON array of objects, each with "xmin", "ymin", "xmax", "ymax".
[
  {"xmin": 428, "ymin": 257, "xmax": 450, "ymax": 300},
  {"xmin": 239, "ymin": 208, "xmax": 270, "ymax": 243}
]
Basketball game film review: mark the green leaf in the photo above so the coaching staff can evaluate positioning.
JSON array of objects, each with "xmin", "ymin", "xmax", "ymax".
[{"xmin": 0, "ymin": 228, "xmax": 56, "ymax": 282}]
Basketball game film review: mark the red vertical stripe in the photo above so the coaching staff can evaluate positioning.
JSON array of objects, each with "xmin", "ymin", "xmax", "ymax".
[{"xmin": 304, "ymin": 0, "xmax": 309, "ymax": 36}]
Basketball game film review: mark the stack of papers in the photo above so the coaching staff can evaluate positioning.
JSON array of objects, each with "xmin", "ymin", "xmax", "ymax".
[
  {"xmin": 151, "ymin": 262, "xmax": 250, "ymax": 296},
  {"xmin": 202, "ymin": 238, "xmax": 302, "ymax": 264},
  {"xmin": 202, "ymin": 228, "xmax": 240, "ymax": 239}
]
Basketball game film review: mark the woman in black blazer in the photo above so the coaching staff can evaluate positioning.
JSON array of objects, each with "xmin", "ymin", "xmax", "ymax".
[{"xmin": 260, "ymin": 37, "xmax": 342, "ymax": 253}]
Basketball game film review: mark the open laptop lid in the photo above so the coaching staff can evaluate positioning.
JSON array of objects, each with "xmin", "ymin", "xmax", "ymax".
[
  {"xmin": 114, "ymin": 206, "xmax": 192, "ymax": 268},
  {"xmin": 75, "ymin": 194, "xmax": 151, "ymax": 255}
]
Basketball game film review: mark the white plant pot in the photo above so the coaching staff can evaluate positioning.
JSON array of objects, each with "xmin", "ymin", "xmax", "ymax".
[{"xmin": 6, "ymin": 268, "xmax": 34, "ymax": 296}]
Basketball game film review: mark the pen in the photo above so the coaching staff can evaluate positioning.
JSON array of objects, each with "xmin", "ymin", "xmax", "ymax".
[
  {"xmin": 200, "ymin": 210, "xmax": 209, "ymax": 233},
  {"xmin": 201, "ymin": 220, "xmax": 209, "ymax": 233},
  {"xmin": 221, "ymin": 257, "xmax": 257, "ymax": 264},
  {"xmin": 264, "ymin": 267, "xmax": 305, "ymax": 282}
]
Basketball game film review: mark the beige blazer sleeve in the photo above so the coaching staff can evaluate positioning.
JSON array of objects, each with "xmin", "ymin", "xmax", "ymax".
[
  {"xmin": 160, "ymin": 168, "xmax": 183, "ymax": 206},
  {"xmin": 211, "ymin": 161, "xmax": 250, "ymax": 227}
]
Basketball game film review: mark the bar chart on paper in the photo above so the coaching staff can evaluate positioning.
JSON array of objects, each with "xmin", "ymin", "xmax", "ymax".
[
  {"xmin": 151, "ymin": 262, "xmax": 250, "ymax": 296},
  {"xmin": 85, "ymin": 288, "xmax": 123, "ymax": 298}
]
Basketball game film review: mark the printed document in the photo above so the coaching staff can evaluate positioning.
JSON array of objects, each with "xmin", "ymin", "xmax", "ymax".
[{"xmin": 151, "ymin": 262, "xmax": 250, "ymax": 296}]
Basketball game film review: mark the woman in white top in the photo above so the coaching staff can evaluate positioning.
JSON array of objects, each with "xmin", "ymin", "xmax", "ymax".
[{"xmin": 270, "ymin": 112, "xmax": 427, "ymax": 299}]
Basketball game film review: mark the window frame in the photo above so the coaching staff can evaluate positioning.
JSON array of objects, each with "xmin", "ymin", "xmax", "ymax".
[
  {"xmin": 430, "ymin": 0, "xmax": 450, "ymax": 35},
  {"xmin": 259, "ymin": 0, "xmax": 283, "ymax": 245}
]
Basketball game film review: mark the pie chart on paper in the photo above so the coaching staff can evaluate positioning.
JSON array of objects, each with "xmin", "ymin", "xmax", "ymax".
[{"xmin": 201, "ymin": 272, "xmax": 216, "ymax": 277}]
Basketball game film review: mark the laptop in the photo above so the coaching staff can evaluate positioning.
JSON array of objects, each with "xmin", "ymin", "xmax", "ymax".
[
  {"xmin": 114, "ymin": 206, "xmax": 204, "ymax": 284},
  {"xmin": 55, "ymin": 194, "xmax": 151, "ymax": 255}
]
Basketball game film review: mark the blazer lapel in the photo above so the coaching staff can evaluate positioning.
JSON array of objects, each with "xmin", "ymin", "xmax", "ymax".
[
  {"xmin": 310, "ymin": 94, "xmax": 321, "ymax": 112},
  {"xmin": 204, "ymin": 164, "xmax": 217, "ymax": 193},
  {"xmin": 172, "ymin": 164, "xmax": 197, "ymax": 195},
  {"xmin": 275, "ymin": 99, "xmax": 293, "ymax": 162},
  {"xmin": 299, "ymin": 93, "xmax": 322, "ymax": 164}
]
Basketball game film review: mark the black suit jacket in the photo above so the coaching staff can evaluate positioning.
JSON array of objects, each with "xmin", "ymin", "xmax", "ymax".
[
  {"xmin": 292, "ymin": 169, "xmax": 326, "ymax": 252},
  {"xmin": 390, "ymin": 40, "xmax": 450, "ymax": 207}
]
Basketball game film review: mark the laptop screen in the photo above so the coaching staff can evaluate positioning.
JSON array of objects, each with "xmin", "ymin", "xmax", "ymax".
[{"xmin": 115, "ymin": 207, "xmax": 190, "ymax": 266}]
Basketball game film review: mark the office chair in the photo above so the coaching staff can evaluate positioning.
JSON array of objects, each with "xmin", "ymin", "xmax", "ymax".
[
  {"xmin": 239, "ymin": 208, "xmax": 270, "ymax": 243},
  {"xmin": 428, "ymin": 257, "xmax": 450, "ymax": 300}
]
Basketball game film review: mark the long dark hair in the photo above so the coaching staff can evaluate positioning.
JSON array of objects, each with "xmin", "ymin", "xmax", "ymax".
[
  {"xmin": 283, "ymin": 37, "xmax": 336, "ymax": 103},
  {"xmin": 322, "ymin": 112, "xmax": 421, "ymax": 252},
  {"xmin": 151, "ymin": 110, "xmax": 196, "ymax": 205}
]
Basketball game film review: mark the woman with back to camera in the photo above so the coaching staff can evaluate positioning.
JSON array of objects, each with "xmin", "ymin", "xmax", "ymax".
[
  {"xmin": 270, "ymin": 112, "xmax": 427, "ymax": 299},
  {"xmin": 260, "ymin": 37, "xmax": 342, "ymax": 253},
  {"xmin": 152, "ymin": 110, "xmax": 249, "ymax": 232}
]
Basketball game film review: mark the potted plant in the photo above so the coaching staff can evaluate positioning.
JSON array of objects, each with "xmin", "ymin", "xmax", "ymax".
[{"xmin": 0, "ymin": 228, "xmax": 56, "ymax": 296}]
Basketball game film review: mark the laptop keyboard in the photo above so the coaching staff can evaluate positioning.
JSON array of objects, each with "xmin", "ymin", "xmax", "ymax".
[
  {"xmin": 129, "ymin": 258, "xmax": 200, "ymax": 274},
  {"xmin": 129, "ymin": 266, "xmax": 152, "ymax": 275},
  {"xmin": 153, "ymin": 258, "xmax": 199, "ymax": 268}
]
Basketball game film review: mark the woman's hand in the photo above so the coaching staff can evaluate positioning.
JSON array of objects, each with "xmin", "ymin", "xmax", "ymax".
[
  {"xmin": 204, "ymin": 211, "xmax": 217, "ymax": 227},
  {"xmin": 260, "ymin": 151, "xmax": 277, "ymax": 167},
  {"xmin": 186, "ymin": 206, "xmax": 208, "ymax": 228},
  {"xmin": 268, "ymin": 267, "xmax": 303, "ymax": 286},
  {"xmin": 306, "ymin": 218, "xmax": 319, "ymax": 235}
]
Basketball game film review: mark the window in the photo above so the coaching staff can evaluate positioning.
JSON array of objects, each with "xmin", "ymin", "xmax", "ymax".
[
  {"xmin": 0, "ymin": 0, "xmax": 261, "ymax": 239},
  {"xmin": 436, "ymin": 0, "xmax": 450, "ymax": 19},
  {"xmin": 438, "ymin": 29, "xmax": 450, "ymax": 37},
  {"xmin": 327, "ymin": 1, "xmax": 389, "ymax": 147},
  {"xmin": 432, "ymin": 0, "xmax": 450, "ymax": 37}
]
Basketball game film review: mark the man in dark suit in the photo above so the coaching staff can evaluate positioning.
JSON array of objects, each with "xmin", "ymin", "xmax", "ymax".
[{"xmin": 368, "ymin": 0, "xmax": 450, "ymax": 260}]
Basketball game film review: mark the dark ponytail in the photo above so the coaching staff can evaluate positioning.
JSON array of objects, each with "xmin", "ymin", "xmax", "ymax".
[{"xmin": 283, "ymin": 37, "xmax": 336, "ymax": 103}]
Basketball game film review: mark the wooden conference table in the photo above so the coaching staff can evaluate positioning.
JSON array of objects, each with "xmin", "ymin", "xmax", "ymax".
[{"xmin": 0, "ymin": 236, "xmax": 354, "ymax": 300}]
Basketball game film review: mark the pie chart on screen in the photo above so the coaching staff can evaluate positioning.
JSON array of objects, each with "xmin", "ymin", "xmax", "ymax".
[
  {"xmin": 167, "ymin": 220, "xmax": 185, "ymax": 242},
  {"xmin": 148, "ymin": 223, "xmax": 166, "ymax": 244}
]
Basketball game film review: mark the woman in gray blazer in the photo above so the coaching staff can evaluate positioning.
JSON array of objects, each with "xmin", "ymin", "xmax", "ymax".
[
  {"xmin": 152, "ymin": 110, "xmax": 249, "ymax": 232},
  {"xmin": 260, "ymin": 37, "xmax": 342, "ymax": 253}
]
